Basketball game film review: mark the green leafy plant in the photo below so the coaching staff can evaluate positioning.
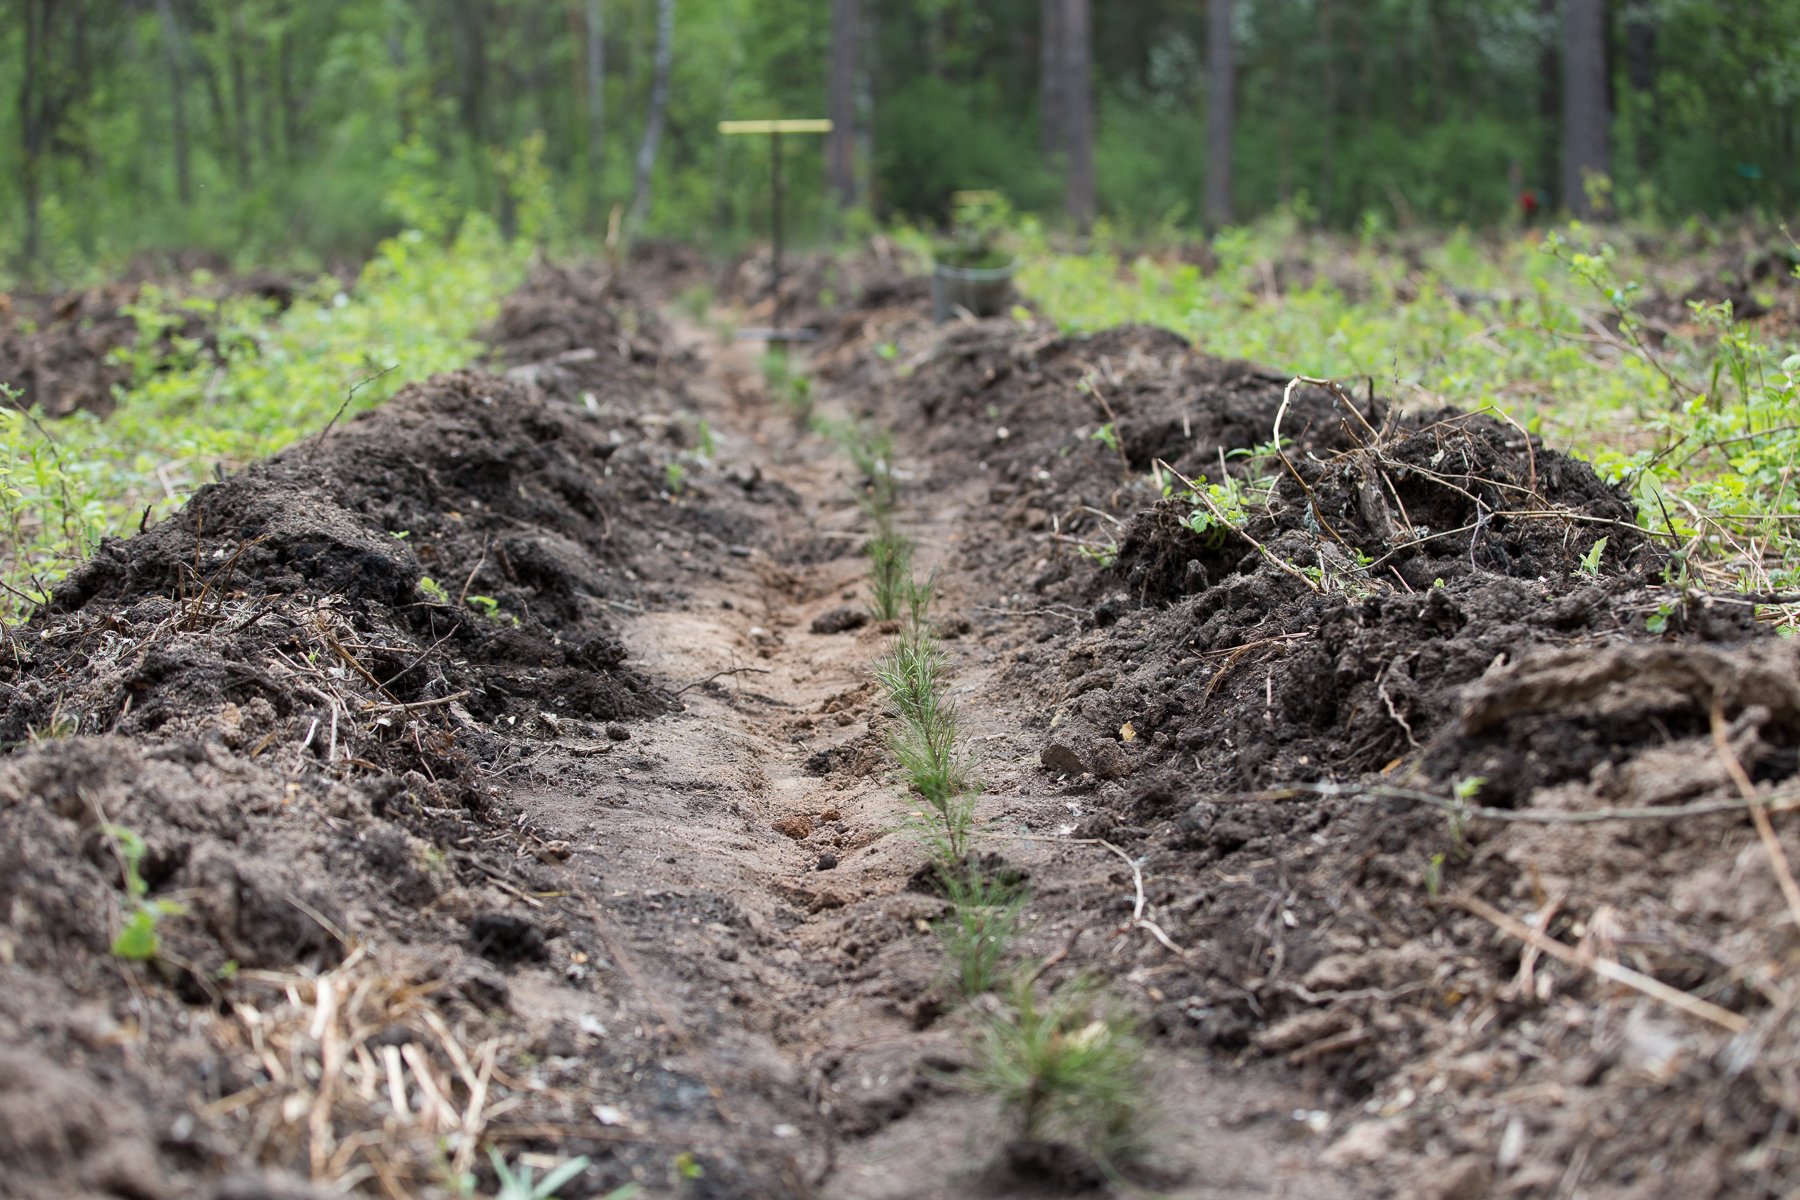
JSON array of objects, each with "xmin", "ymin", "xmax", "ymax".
[
  {"xmin": 1, "ymin": 217, "xmax": 528, "ymax": 620},
  {"xmin": 418, "ymin": 576, "xmax": 451, "ymax": 603},
  {"xmin": 466, "ymin": 594, "xmax": 505, "ymax": 621},
  {"xmin": 102, "ymin": 824, "xmax": 185, "ymax": 961},
  {"xmin": 1424, "ymin": 852, "xmax": 1447, "ymax": 900},
  {"xmin": 444, "ymin": 1149, "xmax": 636, "ymax": 1200},
  {"xmin": 1577, "ymin": 536, "xmax": 1608, "ymax": 577},
  {"xmin": 1077, "ymin": 541, "xmax": 1118, "ymax": 570}
]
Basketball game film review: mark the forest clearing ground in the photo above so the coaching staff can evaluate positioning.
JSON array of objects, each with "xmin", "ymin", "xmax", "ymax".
[
  {"xmin": 12, "ymin": 250, "xmax": 1795, "ymax": 1199},
  {"xmin": 588, "ymin": 305, "xmax": 1371, "ymax": 1198}
]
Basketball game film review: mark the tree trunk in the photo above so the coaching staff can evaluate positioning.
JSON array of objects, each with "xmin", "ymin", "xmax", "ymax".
[
  {"xmin": 1561, "ymin": 0, "xmax": 1610, "ymax": 217},
  {"xmin": 584, "ymin": 0, "xmax": 604, "ymax": 176},
  {"xmin": 451, "ymin": 0, "xmax": 489, "ymax": 148},
  {"xmin": 826, "ymin": 0, "xmax": 859, "ymax": 210},
  {"xmin": 1060, "ymin": 0, "xmax": 1094, "ymax": 230},
  {"xmin": 1038, "ymin": 0, "xmax": 1064, "ymax": 158},
  {"xmin": 229, "ymin": 6, "xmax": 252, "ymax": 186},
  {"xmin": 628, "ymin": 0, "xmax": 674, "ymax": 230},
  {"xmin": 154, "ymin": 0, "xmax": 192, "ymax": 205},
  {"xmin": 1204, "ymin": 0, "xmax": 1234, "ymax": 226},
  {"xmin": 20, "ymin": 0, "xmax": 45, "ymax": 271},
  {"xmin": 277, "ymin": 14, "xmax": 295, "ymax": 164},
  {"xmin": 1622, "ymin": 0, "xmax": 1657, "ymax": 178},
  {"xmin": 1318, "ymin": 0, "xmax": 1336, "ymax": 224}
]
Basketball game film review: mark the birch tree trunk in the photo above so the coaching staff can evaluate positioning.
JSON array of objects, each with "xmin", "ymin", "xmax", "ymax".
[
  {"xmin": 584, "ymin": 0, "xmax": 605, "ymax": 174},
  {"xmin": 20, "ymin": 0, "xmax": 45, "ymax": 270},
  {"xmin": 629, "ymin": 0, "xmax": 674, "ymax": 230}
]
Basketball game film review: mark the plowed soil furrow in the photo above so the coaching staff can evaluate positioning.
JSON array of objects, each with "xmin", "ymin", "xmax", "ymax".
[
  {"xmin": 5, "ymin": 257, "xmax": 1798, "ymax": 1200},
  {"xmin": 514, "ymin": 316, "xmax": 1364, "ymax": 1199}
]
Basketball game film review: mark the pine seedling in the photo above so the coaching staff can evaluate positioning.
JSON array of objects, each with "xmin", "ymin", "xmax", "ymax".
[
  {"xmin": 937, "ymin": 867, "xmax": 1026, "ymax": 995},
  {"xmin": 971, "ymin": 975, "xmax": 1146, "ymax": 1165},
  {"xmin": 867, "ymin": 524, "xmax": 914, "ymax": 620}
]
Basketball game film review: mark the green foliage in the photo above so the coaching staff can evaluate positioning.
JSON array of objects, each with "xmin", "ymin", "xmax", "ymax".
[
  {"xmin": 444, "ymin": 1150, "xmax": 636, "ymax": 1200},
  {"xmin": 867, "ymin": 527, "xmax": 914, "ymax": 622},
  {"xmin": 5, "ymin": 0, "xmax": 1800, "ymax": 277},
  {"xmin": 936, "ymin": 868, "xmax": 1027, "ymax": 997},
  {"xmin": 1020, "ymin": 217, "xmax": 1800, "ymax": 592},
  {"xmin": 102, "ymin": 824, "xmax": 186, "ymax": 962},
  {"xmin": 970, "ymin": 975, "xmax": 1145, "ymax": 1163},
  {"xmin": 876, "ymin": 616, "xmax": 979, "ymax": 868},
  {"xmin": 0, "ymin": 218, "xmax": 526, "ymax": 618},
  {"xmin": 1578, "ymin": 537, "xmax": 1608, "ymax": 577}
]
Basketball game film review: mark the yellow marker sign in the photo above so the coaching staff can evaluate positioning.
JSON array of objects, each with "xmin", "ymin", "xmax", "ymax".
[{"xmin": 719, "ymin": 119, "xmax": 833, "ymax": 136}]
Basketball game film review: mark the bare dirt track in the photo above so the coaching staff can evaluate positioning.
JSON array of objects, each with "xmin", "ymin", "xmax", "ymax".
[{"xmin": 2, "ymin": 251, "xmax": 1798, "ymax": 1199}]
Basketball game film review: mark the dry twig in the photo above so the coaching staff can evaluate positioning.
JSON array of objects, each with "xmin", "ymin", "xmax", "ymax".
[{"xmin": 1455, "ymin": 893, "xmax": 1749, "ymax": 1034}]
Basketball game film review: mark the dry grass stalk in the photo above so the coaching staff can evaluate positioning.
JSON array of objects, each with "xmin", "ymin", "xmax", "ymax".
[
  {"xmin": 204, "ymin": 946, "xmax": 514, "ymax": 1194},
  {"xmin": 1454, "ymin": 893, "xmax": 1750, "ymax": 1034},
  {"xmin": 1709, "ymin": 696, "xmax": 1800, "ymax": 932}
]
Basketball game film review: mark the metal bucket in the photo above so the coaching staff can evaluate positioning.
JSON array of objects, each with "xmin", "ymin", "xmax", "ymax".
[{"xmin": 931, "ymin": 259, "xmax": 1017, "ymax": 322}]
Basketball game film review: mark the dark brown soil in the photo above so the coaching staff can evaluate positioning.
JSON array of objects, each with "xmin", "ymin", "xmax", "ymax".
[
  {"xmin": 0, "ymin": 273, "xmax": 301, "ymax": 418},
  {"xmin": 0, "ymin": 269, "xmax": 814, "ymax": 1199},
  {"xmin": 815, "ymin": 293, "xmax": 1800, "ymax": 1198},
  {"xmin": 6, "ymin": 249, "xmax": 1798, "ymax": 1200}
]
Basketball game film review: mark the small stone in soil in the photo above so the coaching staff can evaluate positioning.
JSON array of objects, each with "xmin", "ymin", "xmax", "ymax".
[
  {"xmin": 1039, "ymin": 741, "xmax": 1088, "ymax": 777},
  {"xmin": 605, "ymin": 723, "xmax": 631, "ymax": 741},
  {"xmin": 810, "ymin": 606, "xmax": 870, "ymax": 635},
  {"xmin": 817, "ymin": 852, "xmax": 839, "ymax": 871},
  {"xmin": 773, "ymin": 814, "xmax": 814, "ymax": 840},
  {"xmin": 1039, "ymin": 737, "xmax": 1130, "ymax": 780}
]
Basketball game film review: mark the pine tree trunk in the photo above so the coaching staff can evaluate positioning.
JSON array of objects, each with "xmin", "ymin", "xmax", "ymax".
[
  {"xmin": 585, "ymin": 0, "xmax": 605, "ymax": 176},
  {"xmin": 154, "ymin": 0, "xmax": 192, "ymax": 205},
  {"xmin": 1561, "ymin": 0, "xmax": 1610, "ymax": 217},
  {"xmin": 229, "ymin": 6, "xmax": 252, "ymax": 186},
  {"xmin": 629, "ymin": 0, "xmax": 674, "ymax": 230},
  {"xmin": 826, "ymin": 0, "xmax": 859, "ymax": 209},
  {"xmin": 1622, "ymin": 0, "xmax": 1657, "ymax": 179},
  {"xmin": 1317, "ymin": 0, "xmax": 1336, "ymax": 224},
  {"xmin": 1038, "ymin": 0, "xmax": 1064, "ymax": 158},
  {"xmin": 1060, "ymin": 0, "xmax": 1094, "ymax": 229},
  {"xmin": 1204, "ymin": 0, "xmax": 1234, "ymax": 226},
  {"xmin": 20, "ymin": 0, "xmax": 44, "ymax": 271}
]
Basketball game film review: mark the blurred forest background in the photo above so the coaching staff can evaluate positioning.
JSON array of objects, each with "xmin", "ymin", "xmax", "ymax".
[{"xmin": 7, "ymin": 0, "xmax": 1800, "ymax": 277}]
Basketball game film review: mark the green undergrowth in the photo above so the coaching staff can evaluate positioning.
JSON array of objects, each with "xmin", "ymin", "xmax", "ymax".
[
  {"xmin": 819, "ymin": 400, "xmax": 1147, "ymax": 1172},
  {"xmin": 0, "ymin": 216, "xmax": 529, "ymax": 618},
  {"xmin": 1004, "ymin": 214, "xmax": 1800, "ymax": 598}
]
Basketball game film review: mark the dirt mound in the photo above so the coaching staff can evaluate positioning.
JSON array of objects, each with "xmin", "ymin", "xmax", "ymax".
[
  {"xmin": 0, "ymin": 275, "xmax": 300, "ymax": 419},
  {"xmin": 0, "ymin": 268, "xmax": 808, "ymax": 1197},
  {"xmin": 725, "ymin": 240, "xmax": 927, "ymax": 340},
  {"xmin": 833, "ymin": 305, "xmax": 1798, "ymax": 1196}
]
